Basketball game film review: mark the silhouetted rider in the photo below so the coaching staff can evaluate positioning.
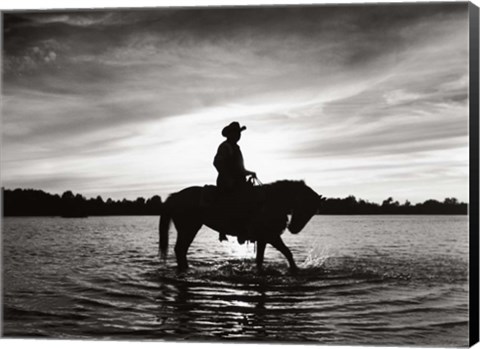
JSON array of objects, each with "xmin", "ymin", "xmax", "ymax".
[
  {"xmin": 214, "ymin": 121, "xmax": 256, "ymax": 242},
  {"xmin": 214, "ymin": 121, "xmax": 256, "ymax": 192}
]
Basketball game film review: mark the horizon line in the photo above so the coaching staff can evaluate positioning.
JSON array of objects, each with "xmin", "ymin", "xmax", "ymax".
[{"xmin": 1, "ymin": 186, "xmax": 470, "ymax": 205}]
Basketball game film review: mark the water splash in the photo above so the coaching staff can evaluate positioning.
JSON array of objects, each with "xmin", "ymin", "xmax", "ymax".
[
  {"xmin": 224, "ymin": 240, "xmax": 256, "ymax": 259},
  {"xmin": 301, "ymin": 244, "xmax": 330, "ymax": 269}
]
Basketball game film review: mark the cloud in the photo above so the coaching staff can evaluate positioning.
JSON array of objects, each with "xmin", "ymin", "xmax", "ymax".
[{"xmin": 1, "ymin": 3, "xmax": 470, "ymax": 202}]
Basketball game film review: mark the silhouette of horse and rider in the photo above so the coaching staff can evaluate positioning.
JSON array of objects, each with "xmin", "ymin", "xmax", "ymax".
[{"xmin": 159, "ymin": 122, "xmax": 324, "ymax": 272}]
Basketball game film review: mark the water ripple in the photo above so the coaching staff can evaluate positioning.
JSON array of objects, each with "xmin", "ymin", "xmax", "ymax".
[{"xmin": 2, "ymin": 216, "xmax": 469, "ymax": 346}]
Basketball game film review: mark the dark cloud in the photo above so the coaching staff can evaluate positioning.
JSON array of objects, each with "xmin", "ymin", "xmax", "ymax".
[{"xmin": 3, "ymin": 3, "xmax": 467, "ymax": 62}]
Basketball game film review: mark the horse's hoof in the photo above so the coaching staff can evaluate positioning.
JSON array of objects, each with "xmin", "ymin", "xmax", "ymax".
[
  {"xmin": 289, "ymin": 267, "xmax": 299, "ymax": 275},
  {"xmin": 176, "ymin": 265, "xmax": 188, "ymax": 274}
]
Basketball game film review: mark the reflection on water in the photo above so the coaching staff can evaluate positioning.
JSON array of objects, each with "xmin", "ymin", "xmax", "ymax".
[{"xmin": 3, "ymin": 215, "xmax": 469, "ymax": 345}]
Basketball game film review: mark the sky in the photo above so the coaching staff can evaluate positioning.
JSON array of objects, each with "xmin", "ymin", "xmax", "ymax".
[{"xmin": 1, "ymin": 2, "xmax": 471, "ymax": 203}]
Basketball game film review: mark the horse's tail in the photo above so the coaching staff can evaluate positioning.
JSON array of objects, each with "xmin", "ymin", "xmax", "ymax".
[
  {"xmin": 159, "ymin": 202, "xmax": 171, "ymax": 258},
  {"xmin": 159, "ymin": 214, "xmax": 171, "ymax": 257}
]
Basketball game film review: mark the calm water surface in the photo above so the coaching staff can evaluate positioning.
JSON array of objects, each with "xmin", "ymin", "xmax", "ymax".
[{"xmin": 3, "ymin": 215, "xmax": 468, "ymax": 345}]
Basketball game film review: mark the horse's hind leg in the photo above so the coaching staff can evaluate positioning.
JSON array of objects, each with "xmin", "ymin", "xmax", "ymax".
[
  {"xmin": 255, "ymin": 240, "xmax": 266, "ymax": 272},
  {"xmin": 174, "ymin": 219, "xmax": 201, "ymax": 271},
  {"xmin": 270, "ymin": 236, "xmax": 298, "ymax": 273}
]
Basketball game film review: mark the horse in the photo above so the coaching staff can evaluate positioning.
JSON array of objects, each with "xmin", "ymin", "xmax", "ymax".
[{"xmin": 159, "ymin": 180, "xmax": 323, "ymax": 272}]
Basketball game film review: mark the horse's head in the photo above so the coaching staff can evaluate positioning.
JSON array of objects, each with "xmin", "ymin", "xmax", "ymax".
[{"xmin": 288, "ymin": 184, "xmax": 323, "ymax": 234}]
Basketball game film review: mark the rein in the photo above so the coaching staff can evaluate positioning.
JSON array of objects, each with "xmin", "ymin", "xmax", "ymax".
[{"xmin": 250, "ymin": 176, "xmax": 263, "ymax": 186}]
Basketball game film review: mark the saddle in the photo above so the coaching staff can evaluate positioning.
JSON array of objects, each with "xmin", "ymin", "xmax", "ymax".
[
  {"xmin": 201, "ymin": 184, "xmax": 264, "ymax": 211},
  {"xmin": 200, "ymin": 184, "xmax": 266, "ymax": 242}
]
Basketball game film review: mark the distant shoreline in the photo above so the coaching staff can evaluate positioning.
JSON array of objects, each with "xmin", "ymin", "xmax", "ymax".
[{"xmin": 2, "ymin": 187, "xmax": 468, "ymax": 216}]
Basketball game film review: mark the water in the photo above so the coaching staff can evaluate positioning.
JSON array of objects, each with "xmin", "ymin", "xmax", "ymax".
[{"xmin": 2, "ymin": 215, "xmax": 469, "ymax": 345}]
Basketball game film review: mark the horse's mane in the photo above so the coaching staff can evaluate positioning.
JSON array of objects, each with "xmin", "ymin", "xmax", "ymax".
[
  {"xmin": 266, "ymin": 180, "xmax": 306, "ymax": 191},
  {"xmin": 263, "ymin": 180, "xmax": 307, "ymax": 205}
]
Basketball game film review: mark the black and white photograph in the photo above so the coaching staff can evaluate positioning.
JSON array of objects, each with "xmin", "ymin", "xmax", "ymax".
[{"xmin": 1, "ymin": 0, "xmax": 479, "ymax": 347}]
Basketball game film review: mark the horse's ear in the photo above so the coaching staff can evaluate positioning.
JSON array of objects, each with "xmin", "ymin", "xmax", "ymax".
[{"xmin": 318, "ymin": 195, "xmax": 326, "ymax": 203}]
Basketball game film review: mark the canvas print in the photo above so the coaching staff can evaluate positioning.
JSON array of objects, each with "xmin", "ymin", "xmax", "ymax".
[{"xmin": 1, "ymin": 2, "xmax": 478, "ymax": 346}]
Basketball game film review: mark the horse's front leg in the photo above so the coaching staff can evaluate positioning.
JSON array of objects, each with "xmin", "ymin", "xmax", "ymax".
[
  {"xmin": 270, "ymin": 236, "xmax": 298, "ymax": 273},
  {"xmin": 256, "ymin": 240, "xmax": 266, "ymax": 272}
]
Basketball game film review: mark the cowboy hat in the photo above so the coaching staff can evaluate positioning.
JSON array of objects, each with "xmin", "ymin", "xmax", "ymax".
[{"xmin": 221, "ymin": 121, "xmax": 247, "ymax": 137}]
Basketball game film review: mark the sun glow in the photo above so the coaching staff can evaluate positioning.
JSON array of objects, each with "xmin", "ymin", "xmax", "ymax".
[{"xmin": 113, "ymin": 100, "xmax": 315, "ymax": 196}]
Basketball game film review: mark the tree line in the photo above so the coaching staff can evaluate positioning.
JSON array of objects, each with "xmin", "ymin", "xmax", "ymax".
[
  {"xmin": 320, "ymin": 195, "xmax": 467, "ymax": 215},
  {"xmin": 1, "ymin": 188, "xmax": 467, "ymax": 217},
  {"xmin": 2, "ymin": 188, "xmax": 162, "ymax": 217}
]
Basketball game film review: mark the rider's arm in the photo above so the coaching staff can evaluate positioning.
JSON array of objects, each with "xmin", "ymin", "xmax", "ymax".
[{"xmin": 236, "ymin": 147, "xmax": 256, "ymax": 178}]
